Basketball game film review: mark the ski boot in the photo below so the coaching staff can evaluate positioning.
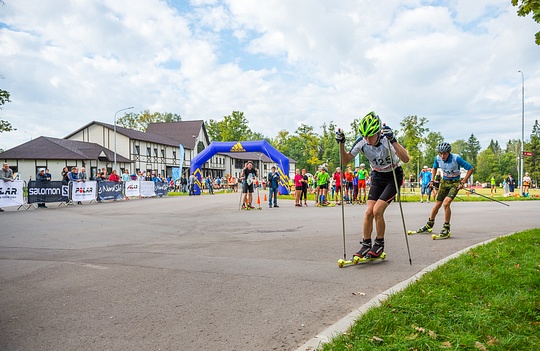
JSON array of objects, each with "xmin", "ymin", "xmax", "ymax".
[
  {"xmin": 408, "ymin": 219, "xmax": 434, "ymax": 235},
  {"xmin": 352, "ymin": 239, "xmax": 372, "ymax": 263},
  {"xmin": 432, "ymin": 223, "xmax": 451, "ymax": 240},
  {"xmin": 366, "ymin": 238, "xmax": 385, "ymax": 258}
]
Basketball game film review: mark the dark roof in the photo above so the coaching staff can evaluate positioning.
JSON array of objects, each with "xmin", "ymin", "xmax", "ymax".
[
  {"xmin": 0, "ymin": 136, "xmax": 132, "ymax": 162},
  {"xmin": 64, "ymin": 121, "xmax": 180, "ymax": 147},
  {"xmin": 146, "ymin": 120, "xmax": 207, "ymax": 149},
  {"xmin": 219, "ymin": 151, "xmax": 297, "ymax": 163}
]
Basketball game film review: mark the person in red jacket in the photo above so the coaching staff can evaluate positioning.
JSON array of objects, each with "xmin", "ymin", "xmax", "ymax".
[
  {"xmin": 108, "ymin": 170, "xmax": 120, "ymax": 182},
  {"xmin": 333, "ymin": 167, "xmax": 342, "ymax": 205}
]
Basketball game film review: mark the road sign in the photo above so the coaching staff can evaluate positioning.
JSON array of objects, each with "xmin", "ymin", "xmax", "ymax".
[{"xmin": 523, "ymin": 151, "xmax": 533, "ymax": 156}]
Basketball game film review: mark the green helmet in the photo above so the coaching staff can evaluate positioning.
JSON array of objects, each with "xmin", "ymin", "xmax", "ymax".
[{"xmin": 359, "ymin": 111, "xmax": 381, "ymax": 137}]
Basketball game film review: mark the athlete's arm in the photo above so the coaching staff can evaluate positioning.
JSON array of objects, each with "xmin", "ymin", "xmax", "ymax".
[{"xmin": 391, "ymin": 141, "xmax": 409, "ymax": 163}]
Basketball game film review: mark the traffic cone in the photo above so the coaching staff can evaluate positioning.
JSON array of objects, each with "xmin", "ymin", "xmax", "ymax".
[
  {"xmin": 278, "ymin": 191, "xmax": 281, "ymax": 196},
  {"xmin": 264, "ymin": 193, "xmax": 267, "ymax": 201},
  {"xmin": 257, "ymin": 194, "xmax": 261, "ymax": 205}
]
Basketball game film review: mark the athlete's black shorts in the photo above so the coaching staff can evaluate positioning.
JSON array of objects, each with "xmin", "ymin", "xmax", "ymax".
[
  {"xmin": 242, "ymin": 183, "xmax": 254, "ymax": 193},
  {"xmin": 319, "ymin": 184, "xmax": 328, "ymax": 190},
  {"xmin": 368, "ymin": 167, "xmax": 403, "ymax": 203}
]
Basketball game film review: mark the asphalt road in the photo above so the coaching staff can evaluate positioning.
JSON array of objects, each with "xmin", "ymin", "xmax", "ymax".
[{"xmin": 0, "ymin": 193, "xmax": 538, "ymax": 351}]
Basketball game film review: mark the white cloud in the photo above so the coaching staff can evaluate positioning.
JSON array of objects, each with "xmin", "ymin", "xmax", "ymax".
[{"xmin": 0, "ymin": 0, "xmax": 539, "ymax": 153}]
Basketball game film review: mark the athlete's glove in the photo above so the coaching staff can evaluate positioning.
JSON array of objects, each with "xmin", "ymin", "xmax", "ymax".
[
  {"xmin": 381, "ymin": 125, "xmax": 397, "ymax": 144},
  {"xmin": 335, "ymin": 128, "xmax": 346, "ymax": 144}
]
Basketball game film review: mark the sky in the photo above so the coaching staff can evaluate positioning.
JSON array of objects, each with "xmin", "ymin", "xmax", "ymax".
[{"xmin": 1, "ymin": 0, "xmax": 539, "ymax": 152}]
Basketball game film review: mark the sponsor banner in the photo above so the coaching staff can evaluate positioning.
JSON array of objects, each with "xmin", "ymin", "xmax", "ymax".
[
  {"xmin": 28, "ymin": 181, "xmax": 69, "ymax": 204},
  {"xmin": 140, "ymin": 181, "xmax": 156, "ymax": 197},
  {"xmin": 97, "ymin": 181, "xmax": 123, "ymax": 201},
  {"xmin": 0, "ymin": 180, "xmax": 25, "ymax": 207},
  {"xmin": 155, "ymin": 182, "xmax": 169, "ymax": 197},
  {"xmin": 71, "ymin": 181, "xmax": 97, "ymax": 202},
  {"xmin": 124, "ymin": 180, "xmax": 140, "ymax": 197}
]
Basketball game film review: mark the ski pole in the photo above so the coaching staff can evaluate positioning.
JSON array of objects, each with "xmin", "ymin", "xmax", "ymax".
[
  {"xmin": 386, "ymin": 135, "xmax": 413, "ymax": 265},
  {"xmin": 339, "ymin": 135, "xmax": 347, "ymax": 261},
  {"xmin": 238, "ymin": 178, "xmax": 245, "ymax": 210},
  {"xmin": 461, "ymin": 188, "xmax": 510, "ymax": 206}
]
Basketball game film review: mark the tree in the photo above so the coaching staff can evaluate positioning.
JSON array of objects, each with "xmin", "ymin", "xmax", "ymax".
[
  {"xmin": 399, "ymin": 115, "xmax": 429, "ymax": 176},
  {"xmin": 476, "ymin": 148, "xmax": 499, "ymax": 182},
  {"xmin": 524, "ymin": 119, "xmax": 540, "ymax": 185},
  {"xmin": 0, "ymin": 88, "xmax": 15, "ymax": 133},
  {"xmin": 511, "ymin": 0, "xmax": 540, "ymax": 45},
  {"xmin": 424, "ymin": 131, "xmax": 444, "ymax": 166},
  {"xmin": 117, "ymin": 110, "xmax": 181, "ymax": 131},
  {"xmin": 206, "ymin": 111, "xmax": 255, "ymax": 142},
  {"xmin": 463, "ymin": 134, "xmax": 481, "ymax": 166}
]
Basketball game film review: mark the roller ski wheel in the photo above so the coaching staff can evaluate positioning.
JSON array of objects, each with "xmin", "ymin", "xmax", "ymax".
[
  {"xmin": 337, "ymin": 258, "xmax": 355, "ymax": 268},
  {"xmin": 432, "ymin": 224, "xmax": 451, "ymax": 239},
  {"xmin": 353, "ymin": 252, "xmax": 387, "ymax": 264},
  {"xmin": 407, "ymin": 229, "xmax": 432, "ymax": 235}
]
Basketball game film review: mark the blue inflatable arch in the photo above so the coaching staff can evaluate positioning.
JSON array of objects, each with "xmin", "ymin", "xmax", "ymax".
[{"xmin": 190, "ymin": 140, "xmax": 290, "ymax": 195}]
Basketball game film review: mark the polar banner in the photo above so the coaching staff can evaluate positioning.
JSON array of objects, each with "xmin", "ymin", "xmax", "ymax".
[
  {"xmin": 97, "ymin": 181, "xmax": 123, "ymax": 201},
  {"xmin": 71, "ymin": 181, "xmax": 97, "ymax": 202},
  {"xmin": 124, "ymin": 180, "xmax": 140, "ymax": 197},
  {"xmin": 140, "ymin": 181, "xmax": 156, "ymax": 197},
  {"xmin": 0, "ymin": 180, "xmax": 25, "ymax": 207},
  {"xmin": 27, "ymin": 181, "xmax": 69, "ymax": 204},
  {"xmin": 155, "ymin": 182, "xmax": 169, "ymax": 197}
]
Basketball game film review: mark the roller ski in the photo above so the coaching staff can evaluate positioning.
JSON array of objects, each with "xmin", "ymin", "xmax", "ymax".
[
  {"xmin": 338, "ymin": 238, "xmax": 387, "ymax": 268},
  {"xmin": 432, "ymin": 224, "xmax": 451, "ymax": 240},
  {"xmin": 407, "ymin": 219, "xmax": 434, "ymax": 235}
]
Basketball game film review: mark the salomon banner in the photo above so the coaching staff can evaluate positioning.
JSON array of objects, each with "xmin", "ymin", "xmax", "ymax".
[
  {"xmin": 124, "ymin": 180, "xmax": 140, "ymax": 197},
  {"xmin": 97, "ymin": 181, "xmax": 123, "ymax": 201},
  {"xmin": 71, "ymin": 181, "xmax": 97, "ymax": 202},
  {"xmin": 155, "ymin": 182, "xmax": 169, "ymax": 197},
  {"xmin": 0, "ymin": 180, "xmax": 25, "ymax": 207},
  {"xmin": 27, "ymin": 181, "xmax": 69, "ymax": 204},
  {"xmin": 140, "ymin": 181, "xmax": 156, "ymax": 197}
]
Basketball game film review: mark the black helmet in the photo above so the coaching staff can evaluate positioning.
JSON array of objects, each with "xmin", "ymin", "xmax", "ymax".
[{"xmin": 437, "ymin": 142, "xmax": 451, "ymax": 153}]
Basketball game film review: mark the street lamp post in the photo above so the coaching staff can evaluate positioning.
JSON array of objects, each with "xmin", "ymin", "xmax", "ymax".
[
  {"xmin": 114, "ymin": 106, "xmax": 134, "ymax": 172},
  {"xmin": 518, "ymin": 71, "xmax": 524, "ymax": 196}
]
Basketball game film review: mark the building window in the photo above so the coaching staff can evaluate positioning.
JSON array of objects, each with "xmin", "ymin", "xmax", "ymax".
[
  {"xmin": 161, "ymin": 149, "xmax": 165, "ymax": 157},
  {"xmin": 154, "ymin": 148, "xmax": 158, "ymax": 156},
  {"xmin": 135, "ymin": 145, "xmax": 140, "ymax": 155},
  {"xmin": 173, "ymin": 151, "xmax": 177, "ymax": 159},
  {"xmin": 147, "ymin": 147, "xmax": 151, "ymax": 156}
]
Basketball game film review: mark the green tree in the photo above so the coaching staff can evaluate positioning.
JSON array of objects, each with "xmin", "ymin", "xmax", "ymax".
[
  {"xmin": 524, "ymin": 120, "xmax": 540, "ymax": 185},
  {"xmin": 511, "ymin": 0, "xmax": 540, "ymax": 45},
  {"xmin": 451, "ymin": 139, "xmax": 467, "ymax": 156},
  {"xmin": 463, "ymin": 134, "xmax": 481, "ymax": 166},
  {"xmin": 206, "ymin": 111, "xmax": 255, "ymax": 141},
  {"xmin": 476, "ymin": 148, "xmax": 499, "ymax": 182},
  {"xmin": 117, "ymin": 110, "xmax": 181, "ymax": 131},
  {"xmin": 425, "ymin": 131, "xmax": 444, "ymax": 166},
  {"xmin": 399, "ymin": 115, "xmax": 429, "ymax": 176},
  {"xmin": 0, "ymin": 88, "xmax": 15, "ymax": 133}
]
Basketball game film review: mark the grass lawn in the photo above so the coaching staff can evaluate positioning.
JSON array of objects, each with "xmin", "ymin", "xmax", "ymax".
[{"xmin": 318, "ymin": 229, "xmax": 540, "ymax": 350}]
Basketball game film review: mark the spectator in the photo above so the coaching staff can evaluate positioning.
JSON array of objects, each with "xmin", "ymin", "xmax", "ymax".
[
  {"xmin": 294, "ymin": 169, "xmax": 303, "ymax": 207},
  {"xmin": 188, "ymin": 173, "xmax": 196, "ymax": 196},
  {"xmin": 61, "ymin": 166, "xmax": 70, "ymax": 185},
  {"xmin": 419, "ymin": 166, "xmax": 432, "ymax": 203},
  {"xmin": 333, "ymin": 167, "xmax": 342, "ymax": 205},
  {"xmin": 145, "ymin": 171, "xmax": 152, "ymax": 181},
  {"xmin": 505, "ymin": 173, "xmax": 516, "ymax": 194},
  {"xmin": 1, "ymin": 163, "xmax": 15, "ymax": 212},
  {"xmin": 205, "ymin": 176, "xmax": 214, "ymax": 194},
  {"xmin": 36, "ymin": 168, "xmax": 50, "ymax": 208},
  {"xmin": 121, "ymin": 169, "xmax": 131, "ymax": 182},
  {"xmin": 301, "ymin": 169, "xmax": 309, "ymax": 206},
  {"xmin": 78, "ymin": 167, "xmax": 87, "ymax": 182},
  {"xmin": 181, "ymin": 175, "xmax": 188, "ymax": 193},
  {"xmin": 490, "ymin": 176, "xmax": 496, "ymax": 195},
  {"xmin": 109, "ymin": 170, "xmax": 120, "ymax": 182},
  {"xmin": 523, "ymin": 172, "xmax": 531, "ymax": 197},
  {"xmin": 45, "ymin": 169, "xmax": 52, "ymax": 181}
]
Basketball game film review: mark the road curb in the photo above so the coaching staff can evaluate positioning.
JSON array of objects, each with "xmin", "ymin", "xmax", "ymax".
[{"xmin": 295, "ymin": 234, "xmax": 508, "ymax": 351}]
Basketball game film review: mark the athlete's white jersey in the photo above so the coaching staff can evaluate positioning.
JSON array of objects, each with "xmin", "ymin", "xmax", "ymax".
[{"xmin": 349, "ymin": 136, "xmax": 400, "ymax": 173}]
